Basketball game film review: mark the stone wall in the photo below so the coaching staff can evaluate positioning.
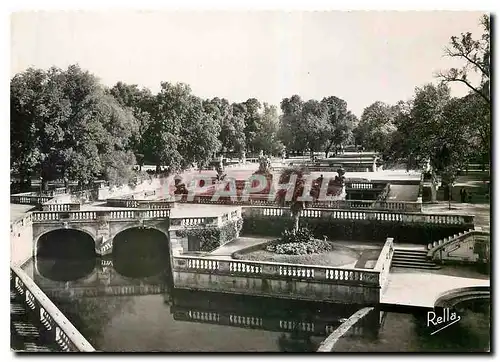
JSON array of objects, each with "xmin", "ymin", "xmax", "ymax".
[
  {"xmin": 96, "ymin": 177, "xmax": 170, "ymax": 200},
  {"xmin": 10, "ymin": 214, "xmax": 34, "ymax": 267},
  {"xmin": 173, "ymin": 272, "xmax": 380, "ymax": 305},
  {"xmin": 241, "ymin": 215, "xmax": 470, "ymax": 245}
]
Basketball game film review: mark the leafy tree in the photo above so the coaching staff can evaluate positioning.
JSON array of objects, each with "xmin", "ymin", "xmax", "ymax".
[
  {"xmin": 179, "ymin": 95, "xmax": 221, "ymax": 170},
  {"xmin": 279, "ymin": 95, "xmax": 307, "ymax": 154},
  {"xmin": 11, "ymin": 67, "xmax": 59, "ymax": 190},
  {"xmin": 436, "ymin": 15, "xmax": 490, "ymax": 105},
  {"xmin": 355, "ymin": 101, "xmax": 397, "ymax": 153},
  {"xmin": 109, "ymin": 82, "xmax": 155, "ymax": 167},
  {"xmin": 242, "ymin": 98, "xmax": 261, "ymax": 154},
  {"xmin": 436, "ymin": 14, "xmax": 491, "ymax": 170},
  {"xmin": 387, "ymin": 83, "xmax": 478, "ymax": 202},
  {"xmin": 11, "ymin": 65, "xmax": 140, "ymax": 190},
  {"xmin": 320, "ymin": 96, "xmax": 356, "ymax": 157},
  {"xmin": 252, "ymin": 103, "xmax": 283, "ymax": 156},
  {"xmin": 143, "ymin": 82, "xmax": 221, "ymax": 174},
  {"xmin": 204, "ymin": 98, "xmax": 246, "ymax": 158}
]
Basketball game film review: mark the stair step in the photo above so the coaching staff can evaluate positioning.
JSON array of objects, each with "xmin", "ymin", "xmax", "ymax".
[
  {"xmin": 23, "ymin": 343, "xmax": 56, "ymax": 352},
  {"xmin": 394, "ymin": 249, "xmax": 427, "ymax": 255},
  {"xmin": 10, "ymin": 291, "xmax": 19, "ymax": 300},
  {"xmin": 392, "ymin": 258, "xmax": 437, "ymax": 265},
  {"xmin": 11, "ymin": 304, "xmax": 26, "ymax": 316},
  {"xmin": 391, "ymin": 263, "xmax": 441, "ymax": 270},
  {"xmin": 12, "ymin": 322, "xmax": 40, "ymax": 338},
  {"xmin": 391, "ymin": 261, "xmax": 441, "ymax": 269},
  {"xmin": 392, "ymin": 256, "xmax": 429, "ymax": 262}
]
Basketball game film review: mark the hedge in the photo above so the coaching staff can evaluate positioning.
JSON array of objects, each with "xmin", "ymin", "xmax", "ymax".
[
  {"xmin": 241, "ymin": 216, "xmax": 470, "ymax": 245},
  {"xmin": 177, "ymin": 218, "xmax": 243, "ymax": 252}
]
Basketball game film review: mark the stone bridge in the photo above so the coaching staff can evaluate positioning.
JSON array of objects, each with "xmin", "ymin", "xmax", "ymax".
[
  {"xmin": 31, "ymin": 209, "xmax": 172, "ymax": 256},
  {"xmin": 31, "ymin": 206, "xmax": 242, "ymax": 258}
]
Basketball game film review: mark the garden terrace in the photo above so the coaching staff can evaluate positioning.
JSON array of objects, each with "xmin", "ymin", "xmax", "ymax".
[
  {"xmin": 241, "ymin": 206, "xmax": 474, "ymax": 244},
  {"xmin": 172, "ymin": 238, "xmax": 394, "ymax": 304}
]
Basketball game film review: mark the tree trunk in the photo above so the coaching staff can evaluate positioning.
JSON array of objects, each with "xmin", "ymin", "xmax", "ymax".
[
  {"xmin": 448, "ymin": 184, "xmax": 452, "ymax": 210},
  {"xmin": 325, "ymin": 140, "xmax": 334, "ymax": 158},
  {"xmin": 430, "ymin": 171, "xmax": 437, "ymax": 203},
  {"xmin": 292, "ymin": 211, "xmax": 300, "ymax": 233}
]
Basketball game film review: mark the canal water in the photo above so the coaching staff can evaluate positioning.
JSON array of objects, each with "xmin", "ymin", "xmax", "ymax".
[{"xmin": 20, "ymin": 253, "xmax": 490, "ymax": 353}]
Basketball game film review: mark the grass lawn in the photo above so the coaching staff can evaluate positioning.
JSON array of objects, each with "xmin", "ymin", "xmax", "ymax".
[
  {"xmin": 236, "ymin": 249, "xmax": 358, "ymax": 266},
  {"xmin": 234, "ymin": 241, "xmax": 362, "ymax": 267}
]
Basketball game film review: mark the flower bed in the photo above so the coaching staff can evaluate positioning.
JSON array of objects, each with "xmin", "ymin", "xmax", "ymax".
[{"xmin": 266, "ymin": 239, "xmax": 335, "ymax": 255}]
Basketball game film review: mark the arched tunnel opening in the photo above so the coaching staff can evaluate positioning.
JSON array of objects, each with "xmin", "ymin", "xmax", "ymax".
[
  {"xmin": 36, "ymin": 229, "xmax": 97, "ymax": 282},
  {"xmin": 112, "ymin": 227, "xmax": 171, "ymax": 279}
]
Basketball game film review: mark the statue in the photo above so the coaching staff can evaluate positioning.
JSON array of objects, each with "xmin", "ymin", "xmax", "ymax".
[
  {"xmin": 335, "ymin": 167, "xmax": 346, "ymax": 185},
  {"xmin": 215, "ymin": 162, "xmax": 226, "ymax": 182},
  {"xmin": 257, "ymin": 153, "xmax": 271, "ymax": 175}
]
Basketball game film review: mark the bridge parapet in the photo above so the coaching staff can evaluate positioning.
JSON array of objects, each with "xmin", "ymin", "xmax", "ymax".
[
  {"xmin": 32, "ymin": 209, "xmax": 171, "ymax": 223},
  {"xmin": 106, "ymin": 198, "xmax": 176, "ymax": 209},
  {"xmin": 10, "ymin": 266, "xmax": 95, "ymax": 352}
]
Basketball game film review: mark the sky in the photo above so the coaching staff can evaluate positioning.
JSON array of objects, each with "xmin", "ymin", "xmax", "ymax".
[{"xmin": 10, "ymin": 10, "xmax": 486, "ymax": 117}]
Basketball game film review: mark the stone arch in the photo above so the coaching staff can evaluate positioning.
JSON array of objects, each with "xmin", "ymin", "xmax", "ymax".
[
  {"xmin": 35, "ymin": 227, "xmax": 97, "ymax": 259},
  {"xmin": 110, "ymin": 223, "xmax": 170, "ymax": 242},
  {"xmin": 434, "ymin": 286, "xmax": 490, "ymax": 308},
  {"xmin": 111, "ymin": 226, "xmax": 171, "ymax": 279},
  {"xmin": 34, "ymin": 226, "xmax": 97, "ymax": 251}
]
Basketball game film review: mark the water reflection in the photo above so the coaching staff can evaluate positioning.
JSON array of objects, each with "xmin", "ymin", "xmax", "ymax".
[
  {"xmin": 112, "ymin": 252, "xmax": 166, "ymax": 279},
  {"xmin": 32, "ymin": 252, "xmax": 170, "ymax": 300},
  {"xmin": 36, "ymin": 256, "xmax": 96, "ymax": 282},
  {"xmin": 22, "ymin": 252, "xmax": 490, "ymax": 352}
]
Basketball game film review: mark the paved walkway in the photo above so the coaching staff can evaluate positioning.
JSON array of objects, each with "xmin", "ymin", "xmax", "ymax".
[
  {"xmin": 10, "ymin": 204, "xmax": 36, "ymax": 223},
  {"xmin": 381, "ymin": 272, "xmax": 490, "ymax": 308},
  {"xmin": 422, "ymin": 202, "xmax": 490, "ymax": 231},
  {"xmin": 386, "ymin": 184, "xmax": 419, "ymax": 201},
  {"xmin": 207, "ymin": 237, "xmax": 271, "ymax": 259}
]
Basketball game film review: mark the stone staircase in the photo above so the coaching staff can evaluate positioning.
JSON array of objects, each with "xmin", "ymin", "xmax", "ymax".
[
  {"xmin": 391, "ymin": 249, "xmax": 440, "ymax": 270},
  {"xmin": 10, "ymin": 290, "xmax": 60, "ymax": 352}
]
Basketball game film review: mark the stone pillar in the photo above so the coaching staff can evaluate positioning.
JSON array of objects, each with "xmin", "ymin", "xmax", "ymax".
[{"xmin": 169, "ymin": 230, "xmax": 185, "ymax": 256}]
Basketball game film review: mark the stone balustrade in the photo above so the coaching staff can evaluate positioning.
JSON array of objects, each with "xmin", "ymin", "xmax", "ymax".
[
  {"xmin": 427, "ymin": 229, "xmax": 490, "ymax": 260},
  {"xmin": 11, "ymin": 193, "xmax": 54, "ymax": 205},
  {"xmin": 176, "ymin": 194, "xmax": 421, "ymax": 212},
  {"xmin": 243, "ymin": 206, "xmax": 474, "ymax": 225},
  {"xmin": 347, "ymin": 182, "xmax": 374, "ymax": 189},
  {"xmin": 10, "ymin": 266, "xmax": 95, "ymax": 352},
  {"xmin": 106, "ymin": 198, "xmax": 175, "ymax": 209},
  {"xmin": 173, "ymin": 256, "xmax": 380, "ymax": 286},
  {"xmin": 374, "ymin": 238, "xmax": 394, "ymax": 292},
  {"xmin": 42, "ymin": 203, "xmax": 81, "ymax": 212},
  {"xmin": 31, "ymin": 209, "xmax": 171, "ymax": 223},
  {"xmin": 169, "ymin": 216, "xmax": 219, "ymax": 229}
]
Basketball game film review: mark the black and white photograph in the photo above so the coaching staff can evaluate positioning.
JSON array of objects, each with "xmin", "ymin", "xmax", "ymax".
[{"xmin": 8, "ymin": 6, "xmax": 491, "ymax": 353}]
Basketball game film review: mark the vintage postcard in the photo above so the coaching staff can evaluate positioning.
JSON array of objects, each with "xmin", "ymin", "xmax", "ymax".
[{"xmin": 9, "ymin": 8, "xmax": 491, "ymax": 353}]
